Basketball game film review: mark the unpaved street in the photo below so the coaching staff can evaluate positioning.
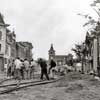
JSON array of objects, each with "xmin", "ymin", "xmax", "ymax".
[{"xmin": 0, "ymin": 72, "xmax": 100, "ymax": 100}]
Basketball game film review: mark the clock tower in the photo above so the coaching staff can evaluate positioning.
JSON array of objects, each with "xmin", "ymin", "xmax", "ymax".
[{"xmin": 48, "ymin": 44, "xmax": 55, "ymax": 61}]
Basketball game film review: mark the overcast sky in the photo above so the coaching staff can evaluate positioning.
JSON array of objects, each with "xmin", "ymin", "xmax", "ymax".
[{"xmin": 0, "ymin": 0, "xmax": 98, "ymax": 59}]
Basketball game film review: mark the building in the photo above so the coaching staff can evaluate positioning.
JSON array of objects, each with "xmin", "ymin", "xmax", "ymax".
[
  {"xmin": 92, "ymin": 22, "xmax": 100, "ymax": 73},
  {"xmin": 0, "ymin": 13, "xmax": 17, "ymax": 71},
  {"xmin": 0, "ymin": 13, "xmax": 33, "ymax": 71},
  {"xmin": 5, "ymin": 29, "xmax": 16, "ymax": 68},
  {"xmin": 16, "ymin": 42, "xmax": 33, "ymax": 61},
  {"xmin": 16, "ymin": 42, "xmax": 26, "ymax": 60},
  {"xmin": 48, "ymin": 44, "xmax": 67, "ymax": 66},
  {"xmin": 10, "ymin": 31, "xmax": 16, "ymax": 59}
]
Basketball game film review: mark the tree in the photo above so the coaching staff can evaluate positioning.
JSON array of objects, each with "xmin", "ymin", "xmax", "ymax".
[
  {"xmin": 72, "ymin": 43, "xmax": 88, "ymax": 73},
  {"xmin": 77, "ymin": 0, "xmax": 100, "ymax": 75},
  {"xmin": 78, "ymin": 0, "xmax": 100, "ymax": 27},
  {"xmin": 91, "ymin": 0, "xmax": 100, "ymax": 17},
  {"xmin": 72, "ymin": 44, "xmax": 82, "ymax": 62}
]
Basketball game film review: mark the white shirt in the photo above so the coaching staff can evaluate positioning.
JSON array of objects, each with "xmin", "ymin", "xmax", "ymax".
[
  {"xmin": 24, "ymin": 60, "xmax": 29, "ymax": 70},
  {"xmin": 14, "ymin": 59, "xmax": 22, "ymax": 69},
  {"xmin": 31, "ymin": 61, "xmax": 37, "ymax": 67}
]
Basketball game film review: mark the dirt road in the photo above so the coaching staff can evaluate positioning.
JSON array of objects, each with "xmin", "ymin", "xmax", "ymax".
[{"xmin": 0, "ymin": 72, "xmax": 100, "ymax": 100}]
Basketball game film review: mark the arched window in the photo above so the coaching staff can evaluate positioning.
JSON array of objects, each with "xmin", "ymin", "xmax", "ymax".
[{"xmin": 0, "ymin": 31, "xmax": 2, "ymax": 40}]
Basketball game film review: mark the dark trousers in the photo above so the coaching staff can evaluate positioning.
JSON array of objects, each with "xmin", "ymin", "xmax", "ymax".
[
  {"xmin": 15, "ymin": 69, "xmax": 21, "ymax": 80},
  {"xmin": 30, "ymin": 67, "xmax": 35, "ymax": 79},
  {"xmin": 41, "ymin": 68, "xmax": 49, "ymax": 80},
  {"xmin": 7, "ymin": 67, "xmax": 11, "ymax": 77},
  {"xmin": 48, "ymin": 67, "xmax": 52, "ymax": 74},
  {"xmin": 20, "ymin": 68, "xmax": 25, "ymax": 79}
]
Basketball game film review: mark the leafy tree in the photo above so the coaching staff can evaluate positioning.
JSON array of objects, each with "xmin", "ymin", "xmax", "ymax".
[
  {"xmin": 91, "ymin": 0, "xmax": 100, "ymax": 17},
  {"xmin": 77, "ymin": 0, "xmax": 100, "ymax": 74}
]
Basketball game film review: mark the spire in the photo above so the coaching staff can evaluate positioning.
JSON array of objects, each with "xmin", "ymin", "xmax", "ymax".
[
  {"xmin": 49, "ymin": 44, "xmax": 55, "ymax": 52},
  {"xmin": 48, "ymin": 43, "xmax": 55, "ymax": 56}
]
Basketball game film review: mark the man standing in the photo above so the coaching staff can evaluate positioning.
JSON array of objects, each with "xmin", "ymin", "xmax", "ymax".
[
  {"xmin": 49, "ymin": 58, "xmax": 56, "ymax": 74},
  {"xmin": 30, "ymin": 59, "xmax": 37, "ymax": 79},
  {"xmin": 24, "ymin": 59, "xmax": 30, "ymax": 79},
  {"xmin": 20, "ymin": 59, "xmax": 25, "ymax": 80},
  {"xmin": 38, "ymin": 58, "xmax": 49, "ymax": 80},
  {"xmin": 14, "ymin": 57, "xmax": 22, "ymax": 84}
]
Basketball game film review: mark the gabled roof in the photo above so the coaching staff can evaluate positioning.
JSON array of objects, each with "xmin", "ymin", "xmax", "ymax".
[
  {"xmin": 0, "ymin": 13, "xmax": 5, "ymax": 24},
  {"xmin": 0, "ymin": 13, "xmax": 10, "ymax": 27}
]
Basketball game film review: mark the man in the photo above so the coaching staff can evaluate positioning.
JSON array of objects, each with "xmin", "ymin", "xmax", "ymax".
[
  {"xmin": 14, "ymin": 57, "xmax": 22, "ymax": 85},
  {"xmin": 24, "ymin": 59, "xmax": 30, "ymax": 79},
  {"xmin": 30, "ymin": 59, "xmax": 37, "ymax": 79},
  {"xmin": 20, "ymin": 59, "xmax": 25, "ymax": 80},
  {"xmin": 38, "ymin": 58, "xmax": 49, "ymax": 80},
  {"xmin": 49, "ymin": 58, "xmax": 56, "ymax": 74}
]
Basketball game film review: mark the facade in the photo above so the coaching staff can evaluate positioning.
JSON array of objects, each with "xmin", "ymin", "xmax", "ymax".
[
  {"xmin": 0, "ymin": 13, "xmax": 17, "ymax": 71},
  {"xmin": 16, "ymin": 42, "xmax": 33, "ymax": 61},
  {"xmin": 48, "ymin": 44, "xmax": 67, "ymax": 66},
  {"xmin": 21, "ymin": 42, "xmax": 33, "ymax": 61},
  {"xmin": 5, "ymin": 29, "xmax": 16, "ymax": 65},
  {"xmin": 0, "ymin": 13, "xmax": 11, "ymax": 71},
  {"xmin": 16, "ymin": 42, "xmax": 26, "ymax": 60}
]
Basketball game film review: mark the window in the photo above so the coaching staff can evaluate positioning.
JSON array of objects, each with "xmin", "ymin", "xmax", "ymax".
[
  {"xmin": 0, "ymin": 44, "xmax": 1, "ymax": 51},
  {"xmin": 0, "ymin": 31, "xmax": 2, "ymax": 40},
  {"xmin": 5, "ymin": 58, "xmax": 7, "ymax": 64},
  {"xmin": 5, "ymin": 45, "xmax": 8, "ymax": 55}
]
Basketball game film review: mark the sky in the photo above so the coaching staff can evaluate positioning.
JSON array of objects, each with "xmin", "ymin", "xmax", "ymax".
[{"xmin": 0, "ymin": 0, "xmax": 98, "ymax": 59}]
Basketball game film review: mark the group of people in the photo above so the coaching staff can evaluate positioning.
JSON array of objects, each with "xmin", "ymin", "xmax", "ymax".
[
  {"xmin": 7, "ymin": 57, "xmax": 37, "ymax": 80},
  {"xmin": 6, "ymin": 57, "xmax": 57, "ymax": 81}
]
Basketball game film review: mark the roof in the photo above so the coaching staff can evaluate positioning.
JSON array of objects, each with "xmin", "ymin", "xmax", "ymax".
[
  {"xmin": 0, "ymin": 13, "xmax": 10, "ymax": 27},
  {"xmin": 16, "ymin": 42, "xmax": 26, "ymax": 48},
  {"xmin": 55, "ymin": 55, "xmax": 67, "ymax": 58},
  {"xmin": 6, "ymin": 28, "xmax": 11, "ymax": 33},
  {"xmin": 16, "ymin": 41, "xmax": 33, "ymax": 49},
  {"xmin": 48, "ymin": 44, "xmax": 55, "ymax": 52},
  {"xmin": 0, "ymin": 13, "xmax": 5, "ymax": 24}
]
